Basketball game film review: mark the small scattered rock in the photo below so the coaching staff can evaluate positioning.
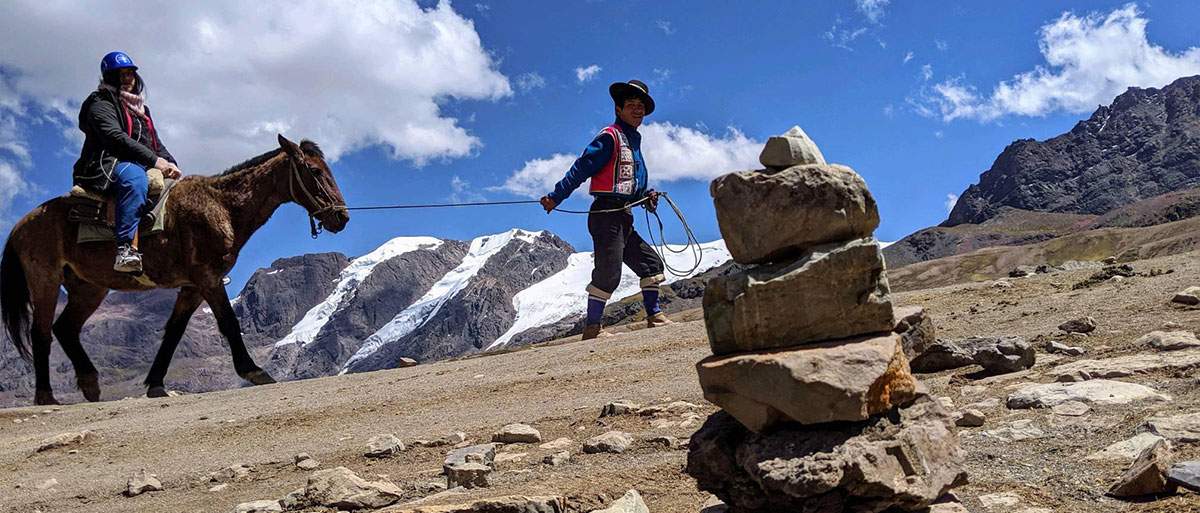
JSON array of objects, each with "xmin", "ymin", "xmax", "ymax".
[
  {"xmin": 305, "ymin": 467, "xmax": 402, "ymax": 509},
  {"xmin": 1173, "ymin": 286, "xmax": 1200, "ymax": 306},
  {"xmin": 543, "ymin": 451, "xmax": 570, "ymax": 466},
  {"xmin": 1108, "ymin": 439, "xmax": 1175, "ymax": 497},
  {"xmin": 125, "ymin": 470, "xmax": 163, "ymax": 497},
  {"xmin": 1146, "ymin": 412, "xmax": 1200, "ymax": 442},
  {"xmin": 37, "ymin": 430, "xmax": 91, "ymax": 452},
  {"xmin": 1058, "ymin": 317, "xmax": 1097, "ymax": 334},
  {"xmin": 992, "ymin": 280, "xmax": 1013, "ymax": 289},
  {"xmin": 758, "ymin": 125, "xmax": 825, "ymax": 169},
  {"xmin": 1164, "ymin": 321, "xmax": 1182, "ymax": 329},
  {"xmin": 584, "ymin": 431, "xmax": 634, "ymax": 454},
  {"xmin": 446, "ymin": 463, "xmax": 490, "ymax": 489},
  {"xmin": 589, "ymin": 489, "xmax": 649, "ymax": 513},
  {"xmin": 1168, "ymin": 461, "xmax": 1200, "ymax": 492},
  {"xmin": 650, "ymin": 418, "xmax": 677, "ymax": 429},
  {"xmin": 36, "ymin": 478, "xmax": 59, "ymax": 490},
  {"xmin": 67, "ymin": 450, "xmax": 78, "ymax": 455},
  {"xmin": 364, "ymin": 434, "xmax": 405, "ymax": 458},
  {"xmin": 209, "ymin": 464, "xmax": 253, "ymax": 483},
  {"xmin": 981, "ymin": 420, "xmax": 1045, "ymax": 442},
  {"xmin": 1007, "ymin": 380, "xmax": 1171, "ymax": 409},
  {"xmin": 1138, "ymin": 330, "xmax": 1200, "ymax": 351},
  {"xmin": 1009, "ymin": 266, "xmax": 1035, "ymax": 278},
  {"xmin": 600, "ymin": 400, "xmax": 640, "ymax": 417},
  {"xmin": 494, "ymin": 452, "xmax": 527, "ymax": 464},
  {"xmin": 491, "ymin": 423, "xmax": 541, "ymax": 444},
  {"xmin": 232, "ymin": 500, "xmax": 283, "ymax": 513},
  {"xmin": 443, "ymin": 443, "xmax": 496, "ymax": 473},
  {"xmin": 447, "ymin": 432, "xmax": 467, "ymax": 444},
  {"xmin": 297, "ymin": 459, "xmax": 320, "ymax": 471},
  {"xmin": 1086, "ymin": 433, "xmax": 1166, "ymax": 461},
  {"xmin": 1050, "ymin": 401, "xmax": 1090, "ymax": 417},
  {"xmin": 955, "ymin": 410, "xmax": 985, "ymax": 427},
  {"xmin": 208, "ymin": 484, "xmax": 228, "ymax": 493},
  {"xmin": 1044, "ymin": 341, "xmax": 1085, "ymax": 356},
  {"xmin": 649, "ymin": 435, "xmax": 685, "ymax": 448},
  {"xmin": 539, "ymin": 437, "xmax": 574, "ymax": 450},
  {"xmin": 978, "ymin": 492, "xmax": 1022, "ymax": 509},
  {"xmin": 396, "ymin": 357, "xmax": 418, "ymax": 368},
  {"xmin": 279, "ymin": 487, "xmax": 306, "ymax": 510}
]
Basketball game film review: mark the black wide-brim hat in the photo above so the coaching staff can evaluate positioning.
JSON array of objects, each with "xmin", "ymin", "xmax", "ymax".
[{"xmin": 609, "ymin": 80, "xmax": 655, "ymax": 115}]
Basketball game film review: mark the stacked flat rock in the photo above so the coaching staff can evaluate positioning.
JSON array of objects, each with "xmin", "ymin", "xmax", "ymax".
[{"xmin": 688, "ymin": 127, "xmax": 967, "ymax": 513}]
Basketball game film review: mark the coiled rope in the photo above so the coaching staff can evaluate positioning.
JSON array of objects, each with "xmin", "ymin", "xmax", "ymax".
[{"xmin": 343, "ymin": 192, "xmax": 703, "ymax": 277}]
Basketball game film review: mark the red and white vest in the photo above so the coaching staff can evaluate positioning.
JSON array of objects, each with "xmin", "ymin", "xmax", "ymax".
[{"xmin": 588, "ymin": 124, "xmax": 636, "ymax": 196}]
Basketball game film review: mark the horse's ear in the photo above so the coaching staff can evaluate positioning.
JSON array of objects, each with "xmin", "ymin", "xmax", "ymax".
[{"xmin": 278, "ymin": 134, "xmax": 302, "ymax": 158}]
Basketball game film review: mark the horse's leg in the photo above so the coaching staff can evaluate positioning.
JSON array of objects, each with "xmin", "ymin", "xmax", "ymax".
[
  {"xmin": 29, "ymin": 283, "xmax": 61, "ymax": 405},
  {"xmin": 200, "ymin": 285, "xmax": 275, "ymax": 385},
  {"xmin": 144, "ymin": 287, "xmax": 203, "ymax": 398},
  {"xmin": 53, "ymin": 277, "xmax": 108, "ymax": 402}
]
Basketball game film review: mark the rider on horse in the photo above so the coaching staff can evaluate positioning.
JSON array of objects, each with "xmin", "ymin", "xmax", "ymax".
[{"xmin": 73, "ymin": 51, "xmax": 182, "ymax": 273}]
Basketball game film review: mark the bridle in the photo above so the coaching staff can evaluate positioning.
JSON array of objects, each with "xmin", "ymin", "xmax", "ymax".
[{"xmin": 286, "ymin": 153, "xmax": 348, "ymax": 238}]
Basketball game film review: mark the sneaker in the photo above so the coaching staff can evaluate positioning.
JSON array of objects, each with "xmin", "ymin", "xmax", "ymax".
[
  {"xmin": 582, "ymin": 324, "xmax": 615, "ymax": 340},
  {"xmin": 114, "ymin": 243, "xmax": 143, "ymax": 273},
  {"xmin": 646, "ymin": 311, "xmax": 674, "ymax": 328}
]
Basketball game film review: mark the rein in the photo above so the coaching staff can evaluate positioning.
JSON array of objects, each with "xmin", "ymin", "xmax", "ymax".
[{"xmin": 286, "ymin": 155, "xmax": 348, "ymax": 238}]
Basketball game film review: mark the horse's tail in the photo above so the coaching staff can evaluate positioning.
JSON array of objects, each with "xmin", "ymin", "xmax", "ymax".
[{"xmin": 0, "ymin": 238, "xmax": 31, "ymax": 360}]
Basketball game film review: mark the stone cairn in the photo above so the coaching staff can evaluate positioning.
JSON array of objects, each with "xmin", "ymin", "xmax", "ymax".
[{"xmin": 685, "ymin": 126, "xmax": 968, "ymax": 513}]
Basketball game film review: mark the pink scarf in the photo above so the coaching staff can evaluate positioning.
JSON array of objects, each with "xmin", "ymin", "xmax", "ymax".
[{"xmin": 99, "ymin": 83, "xmax": 146, "ymax": 118}]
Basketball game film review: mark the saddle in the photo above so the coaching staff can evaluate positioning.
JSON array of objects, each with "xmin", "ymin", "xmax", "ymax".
[{"xmin": 65, "ymin": 168, "xmax": 177, "ymax": 243}]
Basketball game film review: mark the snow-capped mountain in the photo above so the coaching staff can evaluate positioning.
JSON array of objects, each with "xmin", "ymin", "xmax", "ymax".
[{"xmin": 259, "ymin": 228, "xmax": 731, "ymax": 379}]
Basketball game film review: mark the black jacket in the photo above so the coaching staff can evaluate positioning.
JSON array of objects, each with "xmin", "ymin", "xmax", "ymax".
[{"xmin": 73, "ymin": 88, "xmax": 176, "ymax": 192}]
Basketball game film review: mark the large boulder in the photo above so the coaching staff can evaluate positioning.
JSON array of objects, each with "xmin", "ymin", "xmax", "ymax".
[
  {"xmin": 443, "ymin": 444, "xmax": 496, "ymax": 473},
  {"xmin": 703, "ymin": 238, "xmax": 893, "ymax": 355},
  {"xmin": 697, "ymin": 333, "xmax": 916, "ymax": 431},
  {"xmin": 375, "ymin": 496, "xmax": 566, "ymax": 513},
  {"xmin": 758, "ymin": 126, "xmax": 826, "ymax": 169},
  {"xmin": 1137, "ymin": 330, "xmax": 1200, "ymax": 351},
  {"xmin": 711, "ymin": 164, "xmax": 879, "ymax": 265},
  {"xmin": 893, "ymin": 306, "xmax": 935, "ymax": 359},
  {"xmin": 1051, "ymin": 350, "xmax": 1200, "ymax": 382},
  {"xmin": 589, "ymin": 489, "xmax": 649, "ymax": 513},
  {"xmin": 1146, "ymin": 412, "xmax": 1200, "ymax": 442},
  {"xmin": 686, "ymin": 395, "xmax": 967, "ymax": 513},
  {"xmin": 491, "ymin": 424, "xmax": 542, "ymax": 444}
]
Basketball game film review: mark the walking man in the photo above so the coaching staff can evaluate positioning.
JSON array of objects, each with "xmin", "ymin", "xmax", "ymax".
[{"xmin": 540, "ymin": 79, "xmax": 673, "ymax": 340}]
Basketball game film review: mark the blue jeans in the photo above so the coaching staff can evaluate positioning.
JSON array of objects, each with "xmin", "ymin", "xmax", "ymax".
[{"xmin": 112, "ymin": 162, "xmax": 148, "ymax": 244}]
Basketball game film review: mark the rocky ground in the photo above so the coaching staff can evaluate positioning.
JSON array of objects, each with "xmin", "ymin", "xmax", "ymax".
[{"xmin": 5, "ymin": 250, "xmax": 1200, "ymax": 512}]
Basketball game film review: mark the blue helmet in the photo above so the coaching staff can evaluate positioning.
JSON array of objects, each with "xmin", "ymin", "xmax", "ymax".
[{"xmin": 100, "ymin": 52, "xmax": 138, "ymax": 74}]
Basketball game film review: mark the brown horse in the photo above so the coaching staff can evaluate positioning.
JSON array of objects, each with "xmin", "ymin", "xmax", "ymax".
[{"xmin": 1, "ymin": 134, "xmax": 349, "ymax": 405}]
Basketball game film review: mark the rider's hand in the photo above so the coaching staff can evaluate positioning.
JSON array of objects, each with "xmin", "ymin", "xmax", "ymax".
[
  {"xmin": 155, "ymin": 158, "xmax": 182, "ymax": 179},
  {"xmin": 540, "ymin": 195, "xmax": 557, "ymax": 214}
]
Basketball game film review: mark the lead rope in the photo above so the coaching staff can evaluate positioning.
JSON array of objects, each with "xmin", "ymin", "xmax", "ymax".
[{"xmin": 339, "ymin": 192, "xmax": 703, "ymax": 278}]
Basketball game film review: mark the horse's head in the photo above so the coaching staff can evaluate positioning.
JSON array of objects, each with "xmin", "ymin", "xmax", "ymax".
[{"xmin": 277, "ymin": 134, "xmax": 349, "ymax": 234}]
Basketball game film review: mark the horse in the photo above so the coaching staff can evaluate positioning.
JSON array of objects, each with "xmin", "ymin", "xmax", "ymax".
[{"xmin": 1, "ymin": 134, "xmax": 349, "ymax": 405}]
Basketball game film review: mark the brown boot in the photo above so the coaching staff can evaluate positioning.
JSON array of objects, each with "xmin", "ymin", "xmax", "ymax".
[
  {"xmin": 582, "ymin": 324, "xmax": 614, "ymax": 340},
  {"xmin": 646, "ymin": 311, "xmax": 674, "ymax": 328}
]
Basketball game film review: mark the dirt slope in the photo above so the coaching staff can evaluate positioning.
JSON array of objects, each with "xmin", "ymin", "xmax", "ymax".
[{"xmin": 4, "ymin": 251, "xmax": 1200, "ymax": 512}]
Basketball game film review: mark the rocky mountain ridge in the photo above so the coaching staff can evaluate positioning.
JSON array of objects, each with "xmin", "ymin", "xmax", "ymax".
[{"xmin": 885, "ymin": 74, "xmax": 1200, "ymax": 268}]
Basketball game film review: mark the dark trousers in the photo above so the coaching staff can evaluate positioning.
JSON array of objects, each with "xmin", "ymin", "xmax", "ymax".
[{"xmin": 586, "ymin": 196, "xmax": 665, "ymax": 300}]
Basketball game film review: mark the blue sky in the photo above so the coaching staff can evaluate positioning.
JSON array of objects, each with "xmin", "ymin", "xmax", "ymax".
[{"xmin": 2, "ymin": 1, "xmax": 1199, "ymax": 295}]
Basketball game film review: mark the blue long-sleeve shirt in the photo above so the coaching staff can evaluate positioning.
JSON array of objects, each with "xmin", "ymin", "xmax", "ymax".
[{"xmin": 548, "ymin": 118, "xmax": 648, "ymax": 204}]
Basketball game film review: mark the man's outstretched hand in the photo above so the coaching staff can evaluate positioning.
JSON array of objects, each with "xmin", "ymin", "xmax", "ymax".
[
  {"xmin": 540, "ymin": 195, "xmax": 558, "ymax": 214},
  {"xmin": 646, "ymin": 189, "xmax": 660, "ymax": 213}
]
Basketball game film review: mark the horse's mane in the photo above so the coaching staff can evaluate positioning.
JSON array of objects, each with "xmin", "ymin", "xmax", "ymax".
[{"xmin": 216, "ymin": 140, "xmax": 325, "ymax": 177}]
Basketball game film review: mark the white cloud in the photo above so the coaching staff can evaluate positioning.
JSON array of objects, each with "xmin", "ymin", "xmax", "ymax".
[
  {"xmin": 903, "ymin": 51, "xmax": 914, "ymax": 64},
  {"xmin": 824, "ymin": 18, "xmax": 869, "ymax": 51},
  {"xmin": 919, "ymin": 4, "xmax": 1200, "ymax": 122},
  {"xmin": 491, "ymin": 122, "xmax": 761, "ymax": 197},
  {"xmin": 651, "ymin": 68, "xmax": 671, "ymax": 86},
  {"xmin": 575, "ymin": 65, "xmax": 602, "ymax": 83},
  {"xmin": 921, "ymin": 64, "xmax": 933, "ymax": 81},
  {"xmin": 0, "ymin": 1, "xmax": 512, "ymax": 172},
  {"xmin": 856, "ymin": 0, "xmax": 890, "ymax": 24},
  {"xmin": 944, "ymin": 193, "xmax": 958, "ymax": 213},
  {"xmin": 0, "ymin": 160, "xmax": 27, "ymax": 228},
  {"xmin": 449, "ymin": 174, "xmax": 485, "ymax": 203},
  {"xmin": 934, "ymin": 130, "xmax": 944, "ymax": 138},
  {"xmin": 514, "ymin": 72, "xmax": 546, "ymax": 93},
  {"xmin": 882, "ymin": 105, "xmax": 895, "ymax": 118},
  {"xmin": 935, "ymin": 39, "xmax": 949, "ymax": 51},
  {"xmin": 656, "ymin": 20, "xmax": 675, "ymax": 35}
]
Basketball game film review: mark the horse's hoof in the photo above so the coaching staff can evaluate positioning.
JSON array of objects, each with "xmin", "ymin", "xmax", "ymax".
[
  {"xmin": 77, "ymin": 372, "xmax": 101, "ymax": 402},
  {"xmin": 240, "ymin": 369, "xmax": 276, "ymax": 386},
  {"xmin": 34, "ymin": 390, "xmax": 60, "ymax": 406},
  {"xmin": 146, "ymin": 386, "xmax": 169, "ymax": 399}
]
